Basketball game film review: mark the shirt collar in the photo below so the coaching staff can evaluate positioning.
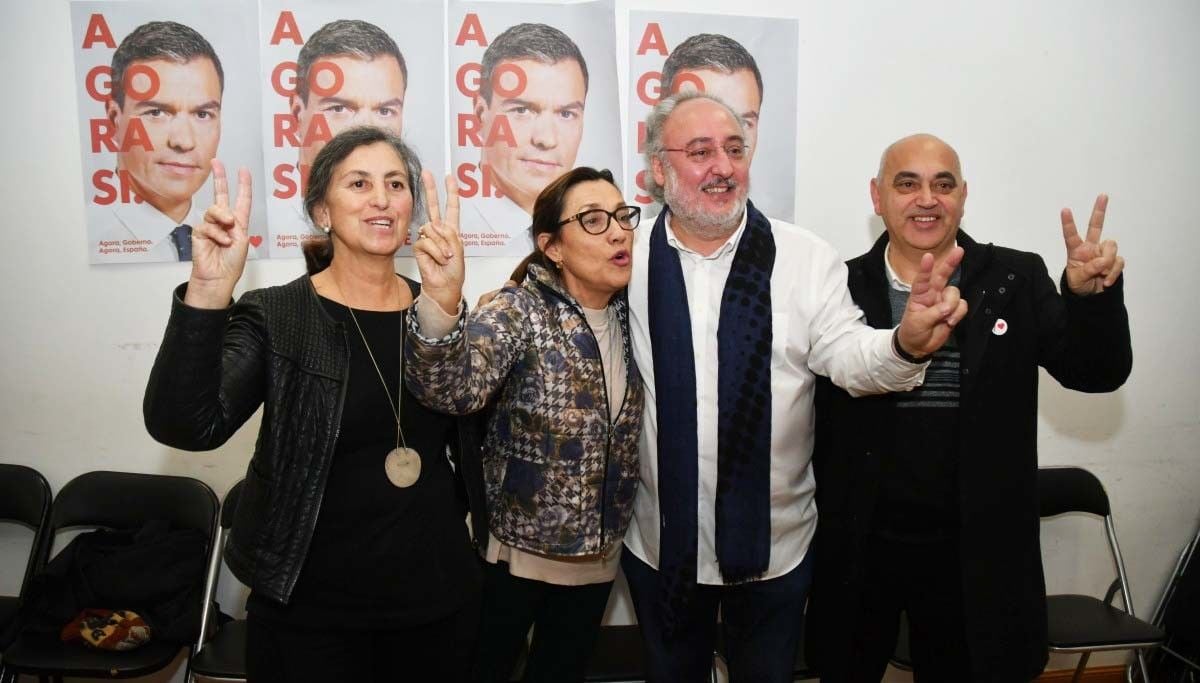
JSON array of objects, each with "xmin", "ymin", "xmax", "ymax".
[
  {"xmin": 664, "ymin": 208, "xmax": 748, "ymax": 260},
  {"xmin": 112, "ymin": 197, "xmax": 199, "ymax": 246},
  {"xmin": 883, "ymin": 240, "xmax": 959, "ymax": 292}
]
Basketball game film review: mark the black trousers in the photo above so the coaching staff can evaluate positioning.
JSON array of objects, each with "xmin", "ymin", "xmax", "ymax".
[
  {"xmin": 472, "ymin": 560, "xmax": 614, "ymax": 683},
  {"xmin": 827, "ymin": 533, "xmax": 971, "ymax": 683},
  {"xmin": 245, "ymin": 600, "xmax": 479, "ymax": 683}
]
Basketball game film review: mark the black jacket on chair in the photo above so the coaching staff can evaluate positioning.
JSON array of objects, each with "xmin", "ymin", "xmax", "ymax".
[
  {"xmin": 144, "ymin": 275, "xmax": 488, "ymax": 606},
  {"xmin": 12, "ymin": 521, "xmax": 207, "ymax": 645},
  {"xmin": 807, "ymin": 231, "xmax": 1132, "ymax": 682}
]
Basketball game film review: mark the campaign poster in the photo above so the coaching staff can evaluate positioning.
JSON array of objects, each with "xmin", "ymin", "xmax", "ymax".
[
  {"xmin": 449, "ymin": 0, "xmax": 621, "ymax": 257},
  {"xmin": 627, "ymin": 12, "xmax": 799, "ymax": 222},
  {"xmin": 72, "ymin": 0, "xmax": 266, "ymax": 264},
  {"xmin": 260, "ymin": 0, "xmax": 447, "ymax": 258}
]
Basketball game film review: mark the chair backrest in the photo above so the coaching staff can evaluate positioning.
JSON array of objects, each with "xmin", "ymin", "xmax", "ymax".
[
  {"xmin": 0, "ymin": 464, "xmax": 53, "ymax": 596},
  {"xmin": 50, "ymin": 470, "xmax": 218, "ymax": 540},
  {"xmin": 195, "ymin": 479, "xmax": 246, "ymax": 654},
  {"xmin": 1038, "ymin": 466, "xmax": 1111, "ymax": 518}
]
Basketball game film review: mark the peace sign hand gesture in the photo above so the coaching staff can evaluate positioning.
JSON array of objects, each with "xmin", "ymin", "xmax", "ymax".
[
  {"xmin": 896, "ymin": 246, "xmax": 968, "ymax": 359},
  {"xmin": 184, "ymin": 160, "xmax": 252, "ymax": 309},
  {"xmin": 1061, "ymin": 194, "xmax": 1125, "ymax": 296},
  {"xmin": 412, "ymin": 171, "xmax": 466, "ymax": 315}
]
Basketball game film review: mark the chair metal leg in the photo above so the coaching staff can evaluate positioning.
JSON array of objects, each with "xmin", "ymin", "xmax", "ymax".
[
  {"xmin": 1136, "ymin": 650, "xmax": 1151, "ymax": 683},
  {"xmin": 1072, "ymin": 652, "xmax": 1092, "ymax": 683}
]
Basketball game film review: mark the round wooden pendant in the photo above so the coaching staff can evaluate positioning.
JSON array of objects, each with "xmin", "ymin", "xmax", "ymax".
[{"xmin": 384, "ymin": 447, "xmax": 421, "ymax": 488}]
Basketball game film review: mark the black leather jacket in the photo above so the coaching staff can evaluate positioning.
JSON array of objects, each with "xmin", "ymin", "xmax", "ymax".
[{"xmin": 144, "ymin": 275, "xmax": 487, "ymax": 605}]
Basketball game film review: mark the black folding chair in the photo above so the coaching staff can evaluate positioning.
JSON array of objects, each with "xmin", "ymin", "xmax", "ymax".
[
  {"xmin": 1040, "ymin": 466, "xmax": 1163, "ymax": 682},
  {"xmin": 892, "ymin": 467, "xmax": 1164, "ymax": 681},
  {"xmin": 0, "ymin": 464, "xmax": 53, "ymax": 680},
  {"xmin": 188, "ymin": 479, "xmax": 246, "ymax": 683},
  {"xmin": 1, "ymin": 470, "xmax": 218, "ymax": 682},
  {"xmin": 1130, "ymin": 514, "xmax": 1200, "ymax": 682}
]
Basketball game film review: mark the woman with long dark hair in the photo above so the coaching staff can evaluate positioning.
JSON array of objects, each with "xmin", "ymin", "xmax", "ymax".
[
  {"xmin": 405, "ymin": 167, "xmax": 644, "ymax": 682},
  {"xmin": 144, "ymin": 127, "xmax": 483, "ymax": 682}
]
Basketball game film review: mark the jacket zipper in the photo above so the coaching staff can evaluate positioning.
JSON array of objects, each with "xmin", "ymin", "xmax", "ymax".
[
  {"xmin": 576, "ymin": 305, "xmax": 611, "ymax": 554},
  {"xmin": 601, "ymin": 308, "xmax": 633, "ymax": 554},
  {"xmin": 539, "ymin": 280, "xmax": 624, "ymax": 555}
]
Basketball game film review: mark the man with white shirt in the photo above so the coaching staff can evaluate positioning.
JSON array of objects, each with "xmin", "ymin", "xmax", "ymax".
[
  {"xmin": 620, "ymin": 92, "xmax": 968, "ymax": 682},
  {"xmin": 101, "ymin": 21, "xmax": 223, "ymax": 261}
]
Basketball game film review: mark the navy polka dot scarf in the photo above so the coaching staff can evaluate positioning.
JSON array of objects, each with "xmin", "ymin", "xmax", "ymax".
[{"xmin": 648, "ymin": 200, "xmax": 774, "ymax": 634}]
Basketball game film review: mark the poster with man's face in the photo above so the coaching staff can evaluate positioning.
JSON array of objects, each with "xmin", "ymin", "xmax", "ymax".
[
  {"xmin": 72, "ymin": 0, "xmax": 265, "ymax": 264},
  {"xmin": 450, "ymin": 0, "xmax": 621, "ymax": 257},
  {"xmin": 259, "ymin": 0, "xmax": 446, "ymax": 259},
  {"xmin": 627, "ymin": 12, "xmax": 798, "ymax": 222}
]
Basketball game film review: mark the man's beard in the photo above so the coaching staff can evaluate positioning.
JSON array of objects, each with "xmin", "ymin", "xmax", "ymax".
[{"xmin": 662, "ymin": 164, "xmax": 748, "ymax": 241}]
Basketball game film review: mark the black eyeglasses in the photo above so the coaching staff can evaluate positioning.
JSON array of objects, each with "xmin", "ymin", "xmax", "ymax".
[
  {"xmin": 558, "ymin": 206, "xmax": 642, "ymax": 234},
  {"xmin": 663, "ymin": 143, "xmax": 751, "ymax": 164}
]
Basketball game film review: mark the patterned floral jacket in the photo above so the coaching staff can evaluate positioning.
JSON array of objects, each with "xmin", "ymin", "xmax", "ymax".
[{"xmin": 405, "ymin": 263, "xmax": 644, "ymax": 558}]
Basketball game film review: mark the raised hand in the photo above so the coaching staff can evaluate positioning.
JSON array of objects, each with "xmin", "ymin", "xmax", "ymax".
[
  {"xmin": 896, "ymin": 246, "xmax": 968, "ymax": 359},
  {"xmin": 413, "ymin": 171, "xmax": 465, "ymax": 315},
  {"xmin": 184, "ymin": 160, "xmax": 252, "ymax": 309},
  {"xmin": 1062, "ymin": 194, "xmax": 1124, "ymax": 295}
]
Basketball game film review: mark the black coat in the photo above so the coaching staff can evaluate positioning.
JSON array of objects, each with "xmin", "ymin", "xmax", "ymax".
[
  {"xmin": 144, "ymin": 276, "xmax": 488, "ymax": 606},
  {"xmin": 808, "ymin": 231, "xmax": 1132, "ymax": 682}
]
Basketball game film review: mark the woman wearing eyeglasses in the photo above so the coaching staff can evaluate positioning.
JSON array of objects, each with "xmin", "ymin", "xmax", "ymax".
[{"xmin": 405, "ymin": 167, "xmax": 644, "ymax": 683}]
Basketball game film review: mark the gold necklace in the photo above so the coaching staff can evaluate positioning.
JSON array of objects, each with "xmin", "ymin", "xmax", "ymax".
[{"xmin": 332, "ymin": 273, "xmax": 421, "ymax": 488}]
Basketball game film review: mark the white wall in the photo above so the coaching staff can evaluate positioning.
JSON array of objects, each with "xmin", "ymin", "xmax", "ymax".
[{"xmin": 1, "ymin": 1, "xmax": 1197, "ymax": 680}]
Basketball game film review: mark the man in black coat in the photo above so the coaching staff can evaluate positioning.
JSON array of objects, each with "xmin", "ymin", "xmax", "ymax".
[{"xmin": 807, "ymin": 133, "xmax": 1131, "ymax": 682}]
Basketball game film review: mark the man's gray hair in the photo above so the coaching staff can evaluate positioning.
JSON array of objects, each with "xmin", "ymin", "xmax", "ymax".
[{"xmin": 641, "ymin": 91, "xmax": 745, "ymax": 203}]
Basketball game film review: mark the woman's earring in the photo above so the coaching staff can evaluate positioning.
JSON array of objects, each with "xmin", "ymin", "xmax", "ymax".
[{"xmin": 322, "ymin": 224, "xmax": 331, "ymax": 235}]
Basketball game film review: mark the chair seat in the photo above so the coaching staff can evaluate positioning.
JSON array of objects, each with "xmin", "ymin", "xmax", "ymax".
[
  {"xmin": 1047, "ymin": 594, "xmax": 1165, "ymax": 650},
  {"xmin": 3, "ymin": 632, "xmax": 185, "ymax": 678},
  {"xmin": 584, "ymin": 624, "xmax": 648, "ymax": 682},
  {"xmin": 189, "ymin": 619, "xmax": 247, "ymax": 679}
]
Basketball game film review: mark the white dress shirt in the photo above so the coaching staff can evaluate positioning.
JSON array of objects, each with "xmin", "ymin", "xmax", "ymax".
[
  {"xmin": 883, "ymin": 240, "xmax": 959, "ymax": 292},
  {"xmin": 623, "ymin": 210, "xmax": 928, "ymax": 584},
  {"xmin": 95, "ymin": 200, "xmax": 204, "ymax": 263},
  {"xmin": 460, "ymin": 196, "xmax": 535, "ymax": 257}
]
